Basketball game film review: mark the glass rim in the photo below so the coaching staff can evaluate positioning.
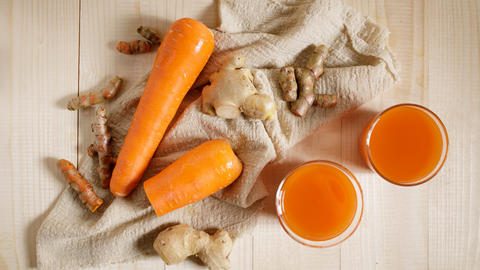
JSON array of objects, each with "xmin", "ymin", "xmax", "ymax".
[
  {"xmin": 365, "ymin": 103, "xmax": 449, "ymax": 186},
  {"xmin": 275, "ymin": 160, "xmax": 364, "ymax": 248}
]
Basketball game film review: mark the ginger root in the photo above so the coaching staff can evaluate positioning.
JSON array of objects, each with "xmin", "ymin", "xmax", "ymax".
[
  {"xmin": 67, "ymin": 75, "xmax": 123, "ymax": 111},
  {"xmin": 202, "ymin": 53, "xmax": 276, "ymax": 120},
  {"xmin": 137, "ymin": 26, "xmax": 162, "ymax": 45},
  {"xmin": 87, "ymin": 107, "xmax": 116, "ymax": 189},
  {"xmin": 153, "ymin": 224, "xmax": 233, "ymax": 270},
  {"xmin": 278, "ymin": 45, "xmax": 337, "ymax": 117},
  {"xmin": 117, "ymin": 40, "xmax": 151, "ymax": 54},
  {"xmin": 56, "ymin": 159, "xmax": 103, "ymax": 212}
]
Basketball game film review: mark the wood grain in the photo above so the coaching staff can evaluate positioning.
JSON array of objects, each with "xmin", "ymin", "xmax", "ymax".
[
  {"xmin": 341, "ymin": 1, "xmax": 430, "ymax": 269},
  {"xmin": 1, "ymin": 0, "xmax": 480, "ymax": 269},
  {"xmin": 426, "ymin": 0, "xmax": 480, "ymax": 269},
  {"xmin": 0, "ymin": 0, "xmax": 79, "ymax": 269}
]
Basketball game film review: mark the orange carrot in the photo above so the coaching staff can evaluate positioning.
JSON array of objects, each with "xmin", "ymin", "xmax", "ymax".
[
  {"xmin": 110, "ymin": 18, "xmax": 215, "ymax": 197},
  {"xmin": 144, "ymin": 139, "xmax": 243, "ymax": 217}
]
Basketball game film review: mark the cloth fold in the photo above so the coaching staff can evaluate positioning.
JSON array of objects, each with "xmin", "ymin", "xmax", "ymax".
[{"xmin": 37, "ymin": 0, "xmax": 400, "ymax": 269}]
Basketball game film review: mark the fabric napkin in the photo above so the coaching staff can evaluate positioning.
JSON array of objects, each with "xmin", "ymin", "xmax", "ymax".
[{"xmin": 37, "ymin": 0, "xmax": 400, "ymax": 269}]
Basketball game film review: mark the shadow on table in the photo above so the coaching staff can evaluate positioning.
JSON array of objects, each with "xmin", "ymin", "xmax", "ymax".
[
  {"xmin": 134, "ymin": 222, "xmax": 208, "ymax": 268},
  {"xmin": 27, "ymin": 157, "xmax": 68, "ymax": 268},
  {"xmin": 259, "ymin": 106, "xmax": 381, "ymax": 219}
]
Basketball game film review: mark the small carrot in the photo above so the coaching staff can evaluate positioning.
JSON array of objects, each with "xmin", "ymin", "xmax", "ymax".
[
  {"xmin": 110, "ymin": 18, "xmax": 215, "ymax": 197},
  {"xmin": 144, "ymin": 139, "xmax": 243, "ymax": 217}
]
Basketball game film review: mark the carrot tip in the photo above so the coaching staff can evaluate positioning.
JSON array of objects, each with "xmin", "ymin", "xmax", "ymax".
[{"xmin": 113, "ymin": 191, "xmax": 127, "ymax": 197}]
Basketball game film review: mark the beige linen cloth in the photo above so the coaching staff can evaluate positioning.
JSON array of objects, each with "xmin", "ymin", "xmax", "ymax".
[{"xmin": 37, "ymin": 0, "xmax": 400, "ymax": 269}]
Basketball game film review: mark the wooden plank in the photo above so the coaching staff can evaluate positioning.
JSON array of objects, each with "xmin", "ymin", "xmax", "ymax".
[
  {"xmin": 339, "ymin": 0, "xmax": 430, "ymax": 269},
  {"xmin": 0, "ymin": 0, "xmax": 79, "ymax": 269},
  {"xmin": 0, "ymin": 1, "xmax": 16, "ymax": 269},
  {"xmin": 426, "ymin": 0, "xmax": 480, "ymax": 269},
  {"xmin": 2, "ymin": 0, "xmax": 479, "ymax": 269}
]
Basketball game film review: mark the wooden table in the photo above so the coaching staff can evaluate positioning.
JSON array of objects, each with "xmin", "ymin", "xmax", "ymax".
[{"xmin": 1, "ymin": 0, "xmax": 479, "ymax": 269}]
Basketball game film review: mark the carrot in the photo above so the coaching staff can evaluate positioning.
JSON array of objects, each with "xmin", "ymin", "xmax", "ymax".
[
  {"xmin": 110, "ymin": 18, "xmax": 215, "ymax": 197},
  {"xmin": 143, "ymin": 139, "xmax": 243, "ymax": 217}
]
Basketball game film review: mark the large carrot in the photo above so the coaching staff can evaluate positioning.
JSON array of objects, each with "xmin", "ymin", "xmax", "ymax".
[
  {"xmin": 144, "ymin": 139, "xmax": 243, "ymax": 217},
  {"xmin": 110, "ymin": 18, "xmax": 215, "ymax": 197}
]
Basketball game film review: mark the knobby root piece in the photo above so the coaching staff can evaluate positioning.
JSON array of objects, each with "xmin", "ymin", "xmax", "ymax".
[
  {"xmin": 88, "ymin": 107, "xmax": 116, "ymax": 189},
  {"xmin": 56, "ymin": 159, "xmax": 103, "ymax": 212},
  {"xmin": 153, "ymin": 224, "xmax": 233, "ymax": 270},
  {"xmin": 137, "ymin": 26, "xmax": 162, "ymax": 45},
  {"xmin": 202, "ymin": 53, "xmax": 276, "ymax": 120},
  {"xmin": 306, "ymin": 45, "xmax": 328, "ymax": 78},
  {"xmin": 314, "ymin": 94, "xmax": 337, "ymax": 108},
  {"xmin": 116, "ymin": 40, "xmax": 151, "ymax": 54},
  {"xmin": 242, "ymin": 94, "xmax": 277, "ymax": 120},
  {"xmin": 278, "ymin": 66, "xmax": 298, "ymax": 101},
  {"xmin": 67, "ymin": 75, "xmax": 123, "ymax": 111},
  {"xmin": 278, "ymin": 45, "xmax": 336, "ymax": 117},
  {"xmin": 290, "ymin": 67, "xmax": 316, "ymax": 117}
]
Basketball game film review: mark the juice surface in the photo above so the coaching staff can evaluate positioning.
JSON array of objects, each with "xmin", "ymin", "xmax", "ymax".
[
  {"xmin": 281, "ymin": 164, "xmax": 357, "ymax": 241},
  {"xmin": 368, "ymin": 106, "xmax": 444, "ymax": 184}
]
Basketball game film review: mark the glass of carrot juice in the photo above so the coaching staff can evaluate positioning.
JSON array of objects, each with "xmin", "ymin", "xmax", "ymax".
[
  {"xmin": 358, "ymin": 104, "xmax": 449, "ymax": 186},
  {"xmin": 276, "ymin": 160, "xmax": 363, "ymax": 248}
]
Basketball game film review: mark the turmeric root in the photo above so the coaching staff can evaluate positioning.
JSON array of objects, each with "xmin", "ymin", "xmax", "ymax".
[
  {"xmin": 314, "ymin": 94, "xmax": 337, "ymax": 108},
  {"xmin": 202, "ymin": 53, "xmax": 276, "ymax": 120},
  {"xmin": 291, "ymin": 67, "xmax": 316, "ymax": 117},
  {"xmin": 67, "ymin": 75, "xmax": 123, "ymax": 111},
  {"xmin": 153, "ymin": 224, "xmax": 233, "ymax": 270},
  {"xmin": 278, "ymin": 45, "xmax": 337, "ymax": 117},
  {"xmin": 278, "ymin": 66, "xmax": 297, "ymax": 101},
  {"xmin": 116, "ymin": 40, "xmax": 151, "ymax": 54},
  {"xmin": 306, "ymin": 45, "xmax": 328, "ymax": 78},
  {"xmin": 87, "ymin": 107, "xmax": 116, "ymax": 189},
  {"xmin": 56, "ymin": 159, "xmax": 103, "ymax": 212},
  {"xmin": 137, "ymin": 26, "xmax": 162, "ymax": 45}
]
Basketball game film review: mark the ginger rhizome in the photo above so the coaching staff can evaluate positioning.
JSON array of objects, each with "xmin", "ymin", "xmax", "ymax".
[
  {"xmin": 278, "ymin": 45, "xmax": 337, "ymax": 117},
  {"xmin": 56, "ymin": 159, "xmax": 103, "ymax": 212},
  {"xmin": 137, "ymin": 26, "xmax": 162, "ymax": 45},
  {"xmin": 67, "ymin": 75, "xmax": 123, "ymax": 111},
  {"xmin": 87, "ymin": 107, "xmax": 116, "ymax": 189},
  {"xmin": 153, "ymin": 224, "xmax": 233, "ymax": 270},
  {"xmin": 117, "ymin": 40, "xmax": 152, "ymax": 54},
  {"xmin": 202, "ymin": 53, "xmax": 276, "ymax": 120}
]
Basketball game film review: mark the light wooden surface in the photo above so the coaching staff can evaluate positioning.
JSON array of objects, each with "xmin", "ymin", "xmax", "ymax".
[{"xmin": 1, "ymin": 0, "xmax": 479, "ymax": 269}]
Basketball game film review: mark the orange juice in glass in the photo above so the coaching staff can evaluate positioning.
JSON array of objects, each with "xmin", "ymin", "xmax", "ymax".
[
  {"xmin": 276, "ymin": 160, "xmax": 363, "ymax": 247},
  {"xmin": 358, "ymin": 104, "xmax": 448, "ymax": 186}
]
